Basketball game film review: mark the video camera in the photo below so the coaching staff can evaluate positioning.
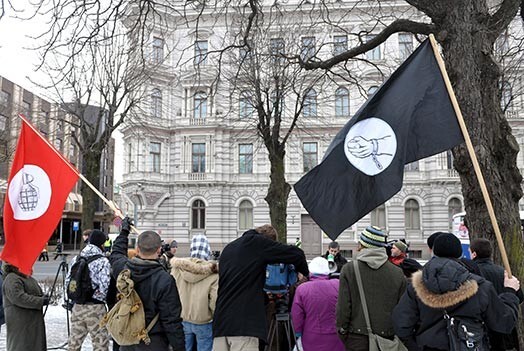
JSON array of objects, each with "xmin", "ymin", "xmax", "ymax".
[{"xmin": 264, "ymin": 263, "xmax": 297, "ymax": 314}]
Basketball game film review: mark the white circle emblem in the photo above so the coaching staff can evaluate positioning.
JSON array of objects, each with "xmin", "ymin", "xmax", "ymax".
[
  {"xmin": 8, "ymin": 165, "xmax": 52, "ymax": 220},
  {"xmin": 344, "ymin": 117, "xmax": 397, "ymax": 176}
]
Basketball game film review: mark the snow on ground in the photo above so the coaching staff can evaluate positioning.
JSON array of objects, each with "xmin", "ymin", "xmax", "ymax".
[{"xmin": 0, "ymin": 304, "xmax": 98, "ymax": 350}]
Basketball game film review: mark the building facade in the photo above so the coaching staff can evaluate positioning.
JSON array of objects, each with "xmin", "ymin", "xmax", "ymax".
[{"xmin": 119, "ymin": 2, "xmax": 524, "ymax": 258}]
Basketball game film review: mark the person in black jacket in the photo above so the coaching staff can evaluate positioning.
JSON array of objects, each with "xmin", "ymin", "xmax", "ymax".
[
  {"xmin": 109, "ymin": 217, "xmax": 185, "ymax": 351},
  {"xmin": 393, "ymin": 233, "xmax": 520, "ymax": 351},
  {"xmin": 212, "ymin": 224, "xmax": 309, "ymax": 351},
  {"xmin": 470, "ymin": 238, "xmax": 524, "ymax": 351},
  {"xmin": 322, "ymin": 241, "xmax": 348, "ymax": 273}
]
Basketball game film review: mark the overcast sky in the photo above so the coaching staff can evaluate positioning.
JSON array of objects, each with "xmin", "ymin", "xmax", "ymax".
[{"xmin": 0, "ymin": 12, "xmax": 125, "ymax": 184}]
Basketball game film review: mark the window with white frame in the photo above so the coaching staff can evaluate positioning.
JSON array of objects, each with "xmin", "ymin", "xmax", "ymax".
[
  {"xmin": 446, "ymin": 150, "xmax": 454, "ymax": 169},
  {"xmin": 501, "ymin": 81, "xmax": 512, "ymax": 110},
  {"xmin": 271, "ymin": 91, "xmax": 285, "ymax": 116},
  {"xmin": 239, "ymin": 91, "xmax": 253, "ymax": 118},
  {"xmin": 335, "ymin": 87, "xmax": 349, "ymax": 117},
  {"xmin": 448, "ymin": 198, "xmax": 462, "ymax": 230},
  {"xmin": 195, "ymin": 40, "xmax": 208, "ymax": 65},
  {"xmin": 367, "ymin": 86, "xmax": 379, "ymax": 97},
  {"xmin": 0, "ymin": 90, "xmax": 9, "ymax": 107},
  {"xmin": 398, "ymin": 33, "xmax": 413, "ymax": 60},
  {"xmin": 365, "ymin": 35, "xmax": 381, "ymax": 60},
  {"xmin": 192, "ymin": 143, "xmax": 206, "ymax": 173},
  {"xmin": 303, "ymin": 89, "xmax": 317, "ymax": 117},
  {"xmin": 405, "ymin": 199, "xmax": 420, "ymax": 230},
  {"xmin": 194, "ymin": 92, "xmax": 207, "ymax": 119},
  {"xmin": 333, "ymin": 35, "xmax": 348, "ymax": 56},
  {"xmin": 150, "ymin": 142, "xmax": 161, "ymax": 173},
  {"xmin": 405, "ymin": 161, "xmax": 419, "ymax": 171},
  {"xmin": 371, "ymin": 204, "xmax": 386, "ymax": 229},
  {"xmin": 127, "ymin": 143, "xmax": 133, "ymax": 172},
  {"xmin": 239, "ymin": 200, "xmax": 253, "ymax": 230},
  {"xmin": 191, "ymin": 199, "xmax": 206, "ymax": 229},
  {"xmin": 303, "ymin": 142, "xmax": 318, "ymax": 172},
  {"xmin": 239, "ymin": 144, "xmax": 253, "ymax": 174},
  {"xmin": 301, "ymin": 36, "xmax": 316, "ymax": 61},
  {"xmin": 270, "ymin": 38, "xmax": 285, "ymax": 65},
  {"xmin": 151, "ymin": 89, "xmax": 162, "ymax": 118},
  {"xmin": 152, "ymin": 37, "xmax": 164, "ymax": 64},
  {"xmin": 22, "ymin": 101, "xmax": 31, "ymax": 119},
  {"xmin": 54, "ymin": 138, "xmax": 63, "ymax": 152}
]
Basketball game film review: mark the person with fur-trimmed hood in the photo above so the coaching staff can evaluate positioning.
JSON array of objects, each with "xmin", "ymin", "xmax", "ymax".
[
  {"xmin": 171, "ymin": 234, "xmax": 218, "ymax": 351},
  {"xmin": 393, "ymin": 233, "xmax": 521, "ymax": 351}
]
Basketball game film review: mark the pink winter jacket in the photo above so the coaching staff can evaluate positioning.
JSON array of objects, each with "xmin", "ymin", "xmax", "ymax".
[{"xmin": 291, "ymin": 275, "xmax": 345, "ymax": 351}]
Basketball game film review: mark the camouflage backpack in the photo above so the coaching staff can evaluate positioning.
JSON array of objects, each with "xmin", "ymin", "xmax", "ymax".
[{"xmin": 100, "ymin": 269, "xmax": 159, "ymax": 346}]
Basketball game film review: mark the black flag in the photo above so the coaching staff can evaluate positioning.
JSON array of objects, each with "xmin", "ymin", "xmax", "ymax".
[{"xmin": 294, "ymin": 39, "xmax": 463, "ymax": 240}]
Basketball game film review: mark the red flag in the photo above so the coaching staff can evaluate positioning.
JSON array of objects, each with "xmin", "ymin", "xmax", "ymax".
[{"xmin": 1, "ymin": 116, "xmax": 79, "ymax": 274}]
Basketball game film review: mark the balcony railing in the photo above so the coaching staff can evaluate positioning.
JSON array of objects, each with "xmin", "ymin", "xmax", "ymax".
[
  {"xmin": 188, "ymin": 173, "xmax": 206, "ymax": 181},
  {"xmin": 190, "ymin": 118, "xmax": 206, "ymax": 126}
]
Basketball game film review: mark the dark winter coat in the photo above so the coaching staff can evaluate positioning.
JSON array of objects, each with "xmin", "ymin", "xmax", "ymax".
[
  {"xmin": 474, "ymin": 257, "xmax": 524, "ymax": 350},
  {"xmin": 2, "ymin": 266, "xmax": 47, "ymax": 351},
  {"xmin": 336, "ymin": 248, "xmax": 406, "ymax": 341},
  {"xmin": 110, "ymin": 233, "xmax": 185, "ymax": 351},
  {"xmin": 392, "ymin": 257, "xmax": 519, "ymax": 351},
  {"xmin": 212, "ymin": 229, "xmax": 309, "ymax": 342},
  {"xmin": 322, "ymin": 251, "xmax": 348, "ymax": 273},
  {"xmin": 0, "ymin": 270, "xmax": 4, "ymax": 326}
]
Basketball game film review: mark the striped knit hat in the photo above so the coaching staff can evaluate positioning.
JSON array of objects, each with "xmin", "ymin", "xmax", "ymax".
[{"xmin": 359, "ymin": 226, "xmax": 387, "ymax": 248}]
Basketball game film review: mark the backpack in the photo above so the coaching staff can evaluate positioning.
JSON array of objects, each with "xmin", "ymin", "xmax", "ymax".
[
  {"xmin": 67, "ymin": 254, "xmax": 103, "ymax": 304},
  {"xmin": 264, "ymin": 263, "xmax": 297, "ymax": 294},
  {"xmin": 445, "ymin": 313, "xmax": 488, "ymax": 350},
  {"xmin": 100, "ymin": 269, "xmax": 159, "ymax": 346}
]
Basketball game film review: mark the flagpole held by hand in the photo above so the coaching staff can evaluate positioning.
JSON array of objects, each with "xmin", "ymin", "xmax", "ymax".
[
  {"xmin": 16, "ymin": 114, "xmax": 140, "ymax": 235},
  {"xmin": 428, "ymin": 34, "xmax": 512, "ymax": 277}
]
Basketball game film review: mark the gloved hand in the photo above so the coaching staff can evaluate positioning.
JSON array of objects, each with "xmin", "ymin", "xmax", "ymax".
[
  {"xmin": 121, "ymin": 216, "xmax": 134, "ymax": 235},
  {"xmin": 42, "ymin": 294, "xmax": 50, "ymax": 306}
]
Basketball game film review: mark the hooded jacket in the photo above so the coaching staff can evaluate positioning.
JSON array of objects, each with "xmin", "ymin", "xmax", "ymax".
[
  {"xmin": 392, "ymin": 257, "xmax": 519, "ymax": 351},
  {"xmin": 171, "ymin": 257, "xmax": 218, "ymax": 324},
  {"xmin": 109, "ymin": 233, "xmax": 185, "ymax": 351},
  {"xmin": 336, "ymin": 247, "xmax": 406, "ymax": 338}
]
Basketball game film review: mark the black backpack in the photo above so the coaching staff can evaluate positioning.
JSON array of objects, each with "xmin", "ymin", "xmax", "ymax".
[
  {"xmin": 67, "ymin": 254, "xmax": 104, "ymax": 304},
  {"xmin": 445, "ymin": 313, "xmax": 488, "ymax": 350}
]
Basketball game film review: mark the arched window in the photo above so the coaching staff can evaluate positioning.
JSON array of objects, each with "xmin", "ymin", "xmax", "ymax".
[
  {"xmin": 303, "ymin": 89, "xmax": 317, "ymax": 117},
  {"xmin": 238, "ymin": 200, "xmax": 253, "ymax": 230},
  {"xmin": 370, "ymin": 204, "xmax": 386, "ymax": 229},
  {"xmin": 367, "ymin": 86, "xmax": 378, "ymax": 97},
  {"xmin": 191, "ymin": 199, "xmax": 206, "ymax": 229},
  {"xmin": 335, "ymin": 87, "xmax": 349, "ymax": 117},
  {"xmin": 151, "ymin": 89, "xmax": 162, "ymax": 118},
  {"xmin": 405, "ymin": 199, "xmax": 420, "ymax": 230},
  {"xmin": 194, "ymin": 91, "xmax": 207, "ymax": 119},
  {"xmin": 448, "ymin": 198, "xmax": 462, "ymax": 229},
  {"xmin": 239, "ymin": 91, "xmax": 253, "ymax": 118}
]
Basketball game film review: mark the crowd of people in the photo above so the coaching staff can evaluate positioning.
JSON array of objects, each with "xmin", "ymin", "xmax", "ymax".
[{"xmin": 0, "ymin": 220, "xmax": 522, "ymax": 351}]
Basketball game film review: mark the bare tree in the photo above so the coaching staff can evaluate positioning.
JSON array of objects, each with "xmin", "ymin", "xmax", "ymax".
[{"xmin": 43, "ymin": 31, "xmax": 149, "ymax": 230}]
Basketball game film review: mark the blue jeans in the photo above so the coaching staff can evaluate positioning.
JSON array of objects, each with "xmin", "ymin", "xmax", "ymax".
[{"xmin": 182, "ymin": 321, "xmax": 213, "ymax": 351}]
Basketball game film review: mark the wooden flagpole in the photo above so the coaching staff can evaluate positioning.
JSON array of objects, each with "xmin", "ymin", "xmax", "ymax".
[
  {"xmin": 428, "ymin": 34, "xmax": 512, "ymax": 276},
  {"xmin": 17, "ymin": 114, "xmax": 140, "ymax": 234}
]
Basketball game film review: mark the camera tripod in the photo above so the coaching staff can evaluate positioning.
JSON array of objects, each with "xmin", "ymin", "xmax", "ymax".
[
  {"xmin": 46, "ymin": 252, "xmax": 71, "ymax": 350},
  {"xmin": 265, "ymin": 298, "xmax": 297, "ymax": 351}
]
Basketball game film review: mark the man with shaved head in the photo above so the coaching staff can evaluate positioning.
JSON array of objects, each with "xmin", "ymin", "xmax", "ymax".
[{"xmin": 110, "ymin": 217, "xmax": 185, "ymax": 351}]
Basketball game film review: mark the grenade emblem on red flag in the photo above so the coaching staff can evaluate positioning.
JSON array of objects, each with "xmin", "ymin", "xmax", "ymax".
[{"xmin": 18, "ymin": 173, "xmax": 40, "ymax": 211}]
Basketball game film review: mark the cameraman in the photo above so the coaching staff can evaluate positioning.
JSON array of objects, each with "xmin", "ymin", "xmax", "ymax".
[
  {"xmin": 160, "ymin": 240, "xmax": 178, "ymax": 271},
  {"xmin": 212, "ymin": 225, "xmax": 309, "ymax": 351}
]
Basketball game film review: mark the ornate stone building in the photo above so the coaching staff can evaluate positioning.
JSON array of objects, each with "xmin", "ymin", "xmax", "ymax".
[{"xmin": 119, "ymin": 2, "xmax": 523, "ymax": 259}]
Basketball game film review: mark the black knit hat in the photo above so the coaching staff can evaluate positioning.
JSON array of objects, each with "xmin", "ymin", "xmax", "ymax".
[
  {"xmin": 433, "ymin": 233, "xmax": 463, "ymax": 258},
  {"xmin": 427, "ymin": 232, "xmax": 446, "ymax": 250},
  {"xmin": 89, "ymin": 230, "xmax": 106, "ymax": 248}
]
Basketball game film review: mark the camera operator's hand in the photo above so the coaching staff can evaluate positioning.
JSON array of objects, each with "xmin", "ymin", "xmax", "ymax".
[
  {"xmin": 504, "ymin": 271, "xmax": 520, "ymax": 292},
  {"xmin": 121, "ymin": 216, "xmax": 134, "ymax": 235},
  {"xmin": 42, "ymin": 294, "xmax": 51, "ymax": 306}
]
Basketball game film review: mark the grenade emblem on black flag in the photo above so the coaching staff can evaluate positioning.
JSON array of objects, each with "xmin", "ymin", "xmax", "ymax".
[{"xmin": 18, "ymin": 173, "xmax": 40, "ymax": 212}]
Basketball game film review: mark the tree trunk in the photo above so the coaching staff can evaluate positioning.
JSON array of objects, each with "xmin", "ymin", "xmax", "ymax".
[
  {"xmin": 432, "ymin": 1, "xmax": 524, "ymax": 274},
  {"xmin": 265, "ymin": 149, "xmax": 291, "ymax": 243},
  {"xmin": 80, "ymin": 150, "xmax": 102, "ymax": 232}
]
